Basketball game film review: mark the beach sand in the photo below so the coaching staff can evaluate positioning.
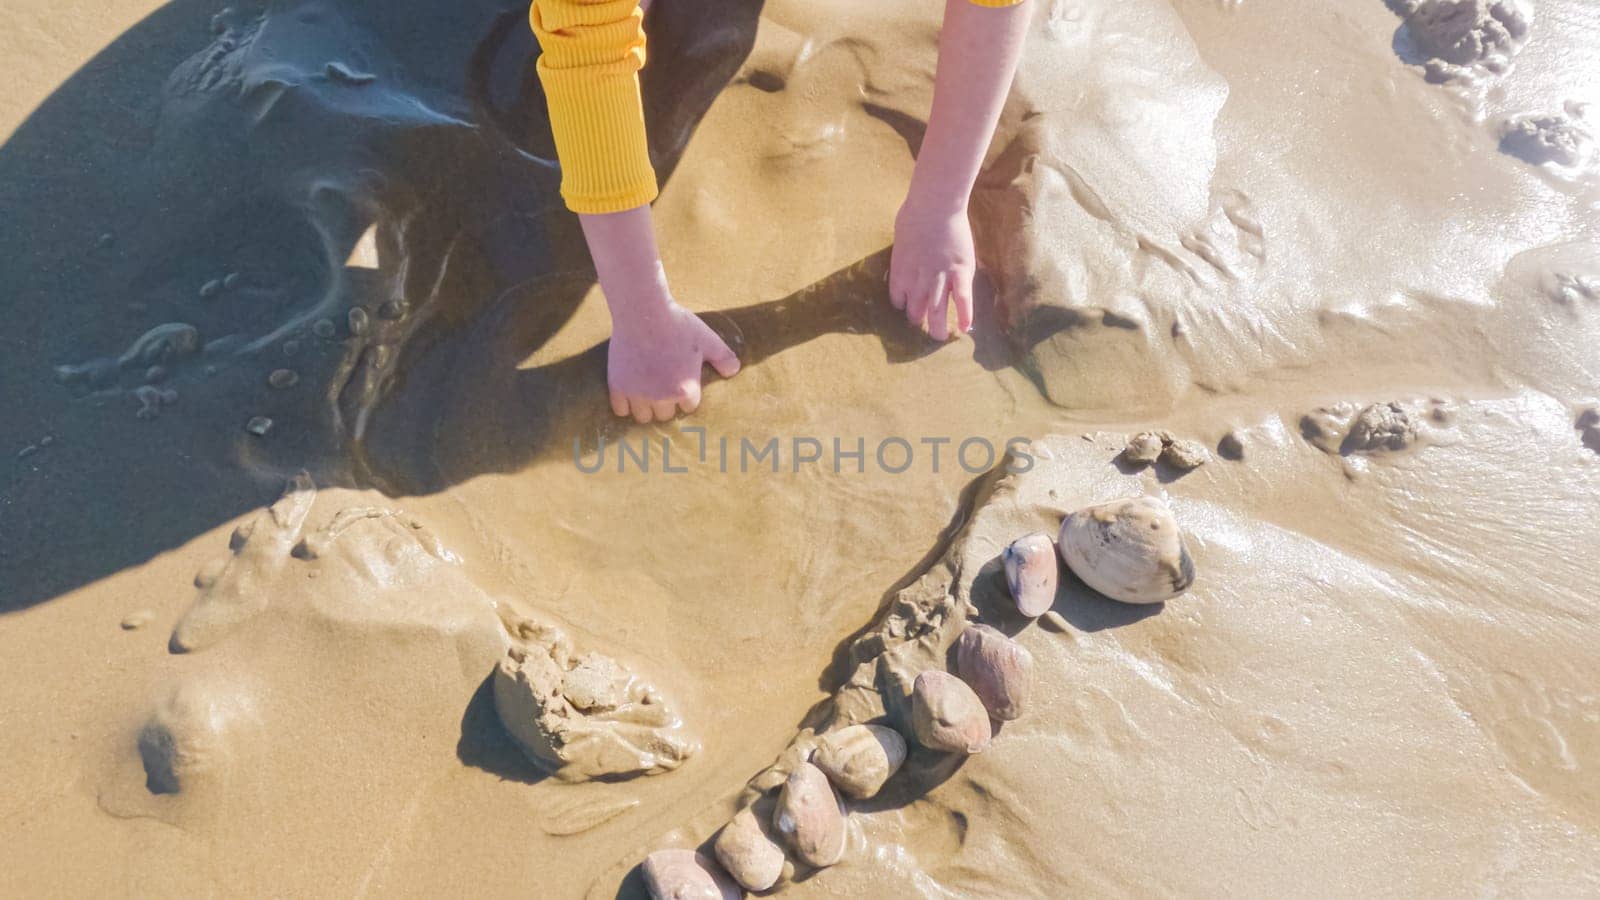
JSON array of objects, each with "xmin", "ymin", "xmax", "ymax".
[{"xmin": 1, "ymin": 0, "xmax": 1598, "ymax": 896}]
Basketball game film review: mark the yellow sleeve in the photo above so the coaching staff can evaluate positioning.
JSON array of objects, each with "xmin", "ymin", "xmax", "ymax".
[{"xmin": 530, "ymin": 0, "xmax": 658, "ymax": 214}]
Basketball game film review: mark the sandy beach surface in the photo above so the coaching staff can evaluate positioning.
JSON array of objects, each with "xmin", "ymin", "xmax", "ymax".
[{"xmin": 2, "ymin": 0, "xmax": 1598, "ymax": 896}]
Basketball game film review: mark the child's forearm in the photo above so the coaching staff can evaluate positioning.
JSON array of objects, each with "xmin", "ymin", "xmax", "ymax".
[
  {"xmin": 907, "ymin": 0, "xmax": 1032, "ymax": 214},
  {"xmin": 579, "ymin": 205, "xmax": 673, "ymax": 325}
]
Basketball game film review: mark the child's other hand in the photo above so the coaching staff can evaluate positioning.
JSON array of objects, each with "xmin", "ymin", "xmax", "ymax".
[
  {"xmin": 889, "ymin": 198, "xmax": 976, "ymax": 342},
  {"xmin": 608, "ymin": 296, "xmax": 741, "ymax": 423}
]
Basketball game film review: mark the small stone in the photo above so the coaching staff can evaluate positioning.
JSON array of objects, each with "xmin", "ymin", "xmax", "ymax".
[
  {"xmin": 1161, "ymin": 439, "xmax": 1211, "ymax": 471},
  {"xmin": 145, "ymin": 365, "xmax": 168, "ymax": 384},
  {"xmin": 17, "ymin": 444, "xmax": 39, "ymax": 460},
  {"xmin": 378, "ymin": 299, "xmax": 408, "ymax": 320},
  {"xmin": 347, "ymin": 307, "xmax": 370, "ymax": 336},
  {"xmin": 1346, "ymin": 402, "xmax": 1416, "ymax": 453},
  {"xmin": 954, "ymin": 625, "xmax": 1035, "ymax": 721},
  {"xmin": 312, "ymin": 318, "xmax": 336, "ymax": 339},
  {"xmin": 282, "ymin": 340, "xmax": 302, "ymax": 356},
  {"xmin": 1218, "ymin": 430, "xmax": 1246, "ymax": 461},
  {"xmin": 1123, "ymin": 431, "xmax": 1165, "ymax": 466},
  {"xmin": 640, "ymin": 850, "xmax": 741, "ymax": 900},
  {"xmin": 223, "ymin": 272, "xmax": 241, "ymax": 290},
  {"xmin": 96, "ymin": 232, "xmax": 115, "ymax": 249},
  {"xmin": 714, "ymin": 807, "xmax": 786, "ymax": 892},
  {"xmin": 39, "ymin": 436, "xmax": 54, "ymax": 447},
  {"xmin": 121, "ymin": 610, "xmax": 155, "ymax": 631},
  {"xmin": 811, "ymin": 724, "xmax": 907, "ymax": 800},
  {"xmin": 268, "ymin": 369, "xmax": 299, "ymax": 390},
  {"xmin": 199, "ymin": 279, "xmax": 223, "ymax": 299},
  {"xmin": 909, "ymin": 670, "xmax": 991, "ymax": 754},
  {"xmin": 773, "ymin": 761, "xmax": 847, "ymax": 868},
  {"xmin": 246, "ymin": 416, "xmax": 273, "ymax": 436}
]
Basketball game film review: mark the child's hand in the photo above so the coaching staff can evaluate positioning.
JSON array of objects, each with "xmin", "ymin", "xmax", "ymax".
[
  {"xmin": 890, "ymin": 198, "xmax": 976, "ymax": 342},
  {"xmin": 608, "ymin": 295, "xmax": 741, "ymax": 423}
]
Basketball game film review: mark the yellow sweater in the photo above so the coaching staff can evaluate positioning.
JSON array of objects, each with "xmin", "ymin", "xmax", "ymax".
[{"xmin": 531, "ymin": 0, "xmax": 1025, "ymax": 214}]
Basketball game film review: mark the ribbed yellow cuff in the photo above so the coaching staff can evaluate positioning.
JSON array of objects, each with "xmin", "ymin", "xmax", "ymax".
[
  {"xmin": 531, "ymin": 0, "xmax": 659, "ymax": 214},
  {"xmin": 538, "ymin": 62, "xmax": 659, "ymax": 213}
]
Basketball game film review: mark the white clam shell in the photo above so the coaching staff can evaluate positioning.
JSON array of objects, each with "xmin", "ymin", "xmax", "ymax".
[
  {"xmin": 1002, "ymin": 533, "xmax": 1058, "ymax": 617},
  {"xmin": 1058, "ymin": 496, "xmax": 1195, "ymax": 604},
  {"xmin": 811, "ymin": 724, "xmax": 907, "ymax": 800},
  {"xmin": 773, "ymin": 762, "xmax": 847, "ymax": 868},
  {"xmin": 641, "ymin": 849, "xmax": 742, "ymax": 900}
]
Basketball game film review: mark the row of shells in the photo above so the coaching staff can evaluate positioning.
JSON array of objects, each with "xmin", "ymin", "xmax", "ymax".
[
  {"xmin": 643, "ymin": 620, "xmax": 1036, "ymax": 898},
  {"xmin": 642, "ymin": 496, "xmax": 1196, "ymax": 897}
]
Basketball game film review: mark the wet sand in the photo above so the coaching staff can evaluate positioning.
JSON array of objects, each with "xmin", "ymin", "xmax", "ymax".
[{"xmin": 1, "ymin": 0, "xmax": 1598, "ymax": 896}]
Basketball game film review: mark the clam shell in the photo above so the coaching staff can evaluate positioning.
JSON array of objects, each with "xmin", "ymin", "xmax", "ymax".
[
  {"xmin": 910, "ymin": 670, "xmax": 992, "ymax": 754},
  {"xmin": 954, "ymin": 624, "xmax": 1034, "ymax": 721},
  {"xmin": 641, "ymin": 849, "xmax": 742, "ymax": 900},
  {"xmin": 773, "ymin": 762, "xmax": 847, "ymax": 868},
  {"xmin": 1002, "ymin": 533, "xmax": 1058, "ymax": 617},
  {"xmin": 714, "ymin": 807, "xmax": 785, "ymax": 892},
  {"xmin": 811, "ymin": 724, "xmax": 907, "ymax": 800},
  {"xmin": 1058, "ymin": 496, "xmax": 1195, "ymax": 604}
]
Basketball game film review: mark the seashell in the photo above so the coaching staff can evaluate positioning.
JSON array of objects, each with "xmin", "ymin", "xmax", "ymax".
[
  {"xmin": 1002, "ymin": 532, "xmax": 1058, "ymax": 617},
  {"xmin": 773, "ymin": 761, "xmax": 847, "ymax": 868},
  {"xmin": 714, "ymin": 806, "xmax": 785, "ymax": 892},
  {"xmin": 1123, "ymin": 431, "xmax": 1165, "ymax": 465},
  {"xmin": 640, "ymin": 849, "xmax": 742, "ymax": 900},
  {"xmin": 1160, "ymin": 439, "xmax": 1210, "ymax": 471},
  {"xmin": 811, "ymin": 724, "xmax": 906, "ymax": 800},
  {"xmin": 954, "ymin": 624, "xmax": 1034, "ymax": 721},
  {"xmin": 909, "ymin": 670, "xmax": 991, "ymax": 754},
  {"xmin": 1058, "ymin": 496, "xmax": 1194, "ymax": 604}
]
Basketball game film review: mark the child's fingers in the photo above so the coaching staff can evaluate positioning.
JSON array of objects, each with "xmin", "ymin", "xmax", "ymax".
[
  {"xmin": 905, "ymin": 269, "xmax": 935, "ymax": 329},
  {"xmin": 704, "ymin": 332, "xmax": 742, "ymax": 379},
  {"xmin": 630, "ymin": 397, "xmax": 655, "ymax": 424},
  {"xmin": 651, "ymin": 398, "xmax": 679, "ymax": 422},
  {"xmin": 927, "ymin": 271, "xmax": 951, "ymax": 341},
  {"xmin": 610, "ymin": 388, "xmax": 630, "ymax": 418},
  {"xmin": 677, "ymin": 379, "xmax": 702, "ymax": 415},
  {"xmin": 951, "ymin": 269, "xmax": 975, "ymax": 333},
  {"xmin": 888, "ymin": 250, "xmax": 908, "ymax": 310}
]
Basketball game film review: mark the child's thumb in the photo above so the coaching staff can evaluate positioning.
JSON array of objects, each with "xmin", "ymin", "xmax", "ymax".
[{"xmin": 705, "ymin": 334, "xmax": 741, "ymax": 379}]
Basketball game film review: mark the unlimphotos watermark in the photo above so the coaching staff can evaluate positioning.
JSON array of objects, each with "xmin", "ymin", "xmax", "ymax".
[{"xmin": 574, "ymin": 427, "xmax": 1037, "ymax": 475}]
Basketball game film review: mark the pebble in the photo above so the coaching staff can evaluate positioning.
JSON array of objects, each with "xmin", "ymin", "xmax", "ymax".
[
  {"xmin": 121, "ymin": 610, "xmax": 155, "ymax": 631},
  {"xmin": 811, "ymin": 723, "xmax": 906, "ymax": 800},
  {"xmin": 312, "ymin": 318, "xmax": 336, "ymax": 339},
  {"xmin": 246, "ymin": 416, "xmax": 274, "ymax": 436},
  {"xmin": 713, "ymin": 806, "xmax": 786, "ymax": 892},
  {"xmin": 348, "ymin": 307, "xmax": 370, "ymax": 336},
  {"xmin": 1161, "ymin": 439, "xmax": 1211, "ymax": 471},
  {"xmin": 268, "ymin": 369, "xmax": 300, "ymax": 390},
  {"xmin": 199, "ymin": 279, "xmax": 223, "ymax": 299},
  {"xmin": 910, "ymin": 670, "xmax": 991, "ymax": 754},
  {"xmin": 282, "ymin": 340, "xmax": 302, "ymax": 356},
  {"xmin": 223, "ymin": 272, "xmax": 241, "ymax": 290}
]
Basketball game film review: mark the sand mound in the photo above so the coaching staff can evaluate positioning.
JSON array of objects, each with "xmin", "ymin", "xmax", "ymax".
[{"xmin": 1394, "ymin": 0, "xmax": 1531, "ymax": 80}]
